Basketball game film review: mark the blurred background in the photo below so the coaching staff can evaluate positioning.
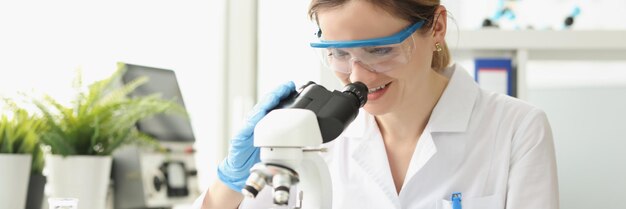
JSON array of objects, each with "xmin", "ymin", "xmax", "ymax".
[{"xmin": 1, "ymin": 0, "xmax": 625, "ymax": 208}]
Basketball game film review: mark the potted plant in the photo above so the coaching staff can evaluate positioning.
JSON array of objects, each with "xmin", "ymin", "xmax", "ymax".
[
  {"xmin": 35, "ymin": 63, "xmax": 183, "ymax": 209},
  {"xmin": 0, "ymin": 105, "xmax": 46, "ymax": 209}
]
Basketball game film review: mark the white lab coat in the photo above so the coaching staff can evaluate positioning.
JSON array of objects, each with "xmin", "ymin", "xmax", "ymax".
[{"xmin": 192, "ymin": 64, "xmax": 559, "ymax": 209}]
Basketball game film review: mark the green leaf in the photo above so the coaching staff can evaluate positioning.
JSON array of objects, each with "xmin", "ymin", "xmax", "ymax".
[
  {"xmin": 40, "ymin": 132, "xmax": 76, "ymax": 156},
  {"xmin": 0, "ymin": 103, "xmax": 45, "ymax": 155}
]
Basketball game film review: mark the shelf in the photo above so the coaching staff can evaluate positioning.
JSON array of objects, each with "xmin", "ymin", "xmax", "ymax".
[
  {"xmin": 445, "ymin": 29, "xmax": 626, "ymax": 100},
  {"xmin": 446, "ymin": 30, "xmax": 626, "ymax": 50}
]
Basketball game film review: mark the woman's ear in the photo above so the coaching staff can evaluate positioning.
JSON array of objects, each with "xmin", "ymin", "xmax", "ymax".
[{"xmin": 431, "ymin": 6, "xmax": 447, "ymax": 51}]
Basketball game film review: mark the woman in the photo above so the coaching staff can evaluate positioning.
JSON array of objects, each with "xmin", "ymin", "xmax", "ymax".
[{"xmin": 195, "ymin": 0, "xmax": 559, "ymax": 208}]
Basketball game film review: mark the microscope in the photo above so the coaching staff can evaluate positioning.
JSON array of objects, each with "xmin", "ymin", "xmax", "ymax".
[{"xmin": 241, "ymin": 81, "xmax": 368, "ymax": 209}]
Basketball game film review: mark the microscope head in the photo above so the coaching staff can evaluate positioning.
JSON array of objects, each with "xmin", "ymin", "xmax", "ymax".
[{"xmin": 272, "ymin": 81, "xmax": 368, "ymax": 143}]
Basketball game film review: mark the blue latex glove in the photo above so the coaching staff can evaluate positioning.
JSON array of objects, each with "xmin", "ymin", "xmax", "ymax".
[{"xmin": 218, "ymin": 81, "xmax": 296, "ymax": 192}]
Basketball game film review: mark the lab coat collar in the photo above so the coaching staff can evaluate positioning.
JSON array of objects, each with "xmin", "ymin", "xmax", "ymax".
[
  {"xmin": 428, "ymin": 64, "xmax": 479, "ymax": 133},
  {"xmin": 339, "ymin": 109, "xmax": 400, "ymax": 207},
  {"xmin": 351, "ymin": 115, "xmax": 402, "ymax": 208}
]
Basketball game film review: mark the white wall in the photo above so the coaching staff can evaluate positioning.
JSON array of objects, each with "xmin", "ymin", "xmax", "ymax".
[
  {"xmin": 0, "ymin": 0, "xmax": 221, "ymax": 192},
  {"xmin": 527, "ymin": 61, "xmax": 626, "ymax": 209},
  {"xmin": 257, "ymin": 0, "xmax": 324, "ymax": 97},
  {"xmin": 528, "ymin": 86, "xmax": 626, "ymax": 209}
]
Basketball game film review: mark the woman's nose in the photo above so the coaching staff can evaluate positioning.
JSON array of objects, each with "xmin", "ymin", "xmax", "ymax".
[{"xmin": 349, "ymin": 60, "xmax": 378, "ymax": 83}]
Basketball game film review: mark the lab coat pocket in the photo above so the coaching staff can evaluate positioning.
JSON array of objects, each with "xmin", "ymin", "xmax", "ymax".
[{"xmin": 436, "ymin": 193, "xmax": 504, "ymax": 209}]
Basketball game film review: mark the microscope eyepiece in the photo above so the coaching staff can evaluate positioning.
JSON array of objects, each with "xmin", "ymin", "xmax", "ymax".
[{"xmin": 341, "ymin": 81, "xmax": 368, "ymax": 108}]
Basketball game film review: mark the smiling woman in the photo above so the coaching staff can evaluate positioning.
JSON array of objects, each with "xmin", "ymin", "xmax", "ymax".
[{"xmin": 197, "ymin": 0, "xmax": 559, "ymax": 209}]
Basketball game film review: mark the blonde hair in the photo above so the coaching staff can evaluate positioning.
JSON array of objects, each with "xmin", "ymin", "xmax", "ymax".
[{"xmin": 308, "ymin": 0, "xmax": 451, "ymax": 71}]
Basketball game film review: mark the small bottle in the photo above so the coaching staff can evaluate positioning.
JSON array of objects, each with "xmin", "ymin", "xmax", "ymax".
[{"xmin": 48, "ymin": 198, "xmax": 78, "ymax": 209}]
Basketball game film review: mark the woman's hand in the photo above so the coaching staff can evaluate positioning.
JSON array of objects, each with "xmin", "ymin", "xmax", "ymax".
[{"xmin": 217, "ymin": 81, "xmax": 296, "ymax": 192}]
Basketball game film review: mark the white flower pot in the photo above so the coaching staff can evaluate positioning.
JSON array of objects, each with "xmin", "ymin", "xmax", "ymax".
[
  {"xmin": 46, "ymin": 155, "xmax": 112, "ymax": 209},
  {"xmin": 0, "ymin": 154, "xmax": 32, "ymax": 209}
]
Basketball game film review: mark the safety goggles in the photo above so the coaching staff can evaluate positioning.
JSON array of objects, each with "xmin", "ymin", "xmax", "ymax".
[{"xmin": 310, "ymin": 20, "xmax": 425, "ymax": 74}]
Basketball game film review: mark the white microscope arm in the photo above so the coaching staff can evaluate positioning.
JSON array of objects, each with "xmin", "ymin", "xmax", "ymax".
[{"xmin": 245, "ymin": 109, "xmax": 331, "ymax": 209}]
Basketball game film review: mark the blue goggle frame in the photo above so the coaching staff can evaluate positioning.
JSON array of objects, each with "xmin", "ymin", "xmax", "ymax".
[{"xmin": 310, "ymin": 20, "xmax": 425, "ymax": 48}]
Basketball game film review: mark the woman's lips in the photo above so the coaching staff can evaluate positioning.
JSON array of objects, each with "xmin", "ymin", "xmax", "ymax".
[{"xmin": 367, "ymin": 82, "xmax": 391, "ymax": 101}]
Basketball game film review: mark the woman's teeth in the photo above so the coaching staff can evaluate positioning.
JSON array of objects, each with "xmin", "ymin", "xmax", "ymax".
[{"xmin": 368, "ymin": 82, "xmax": 390, "ymax": 94}]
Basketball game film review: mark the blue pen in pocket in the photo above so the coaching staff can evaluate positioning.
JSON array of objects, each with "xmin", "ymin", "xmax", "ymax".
[{"xmin": 451, "ymin": 192, "xmax": 462, "ymax": 209}]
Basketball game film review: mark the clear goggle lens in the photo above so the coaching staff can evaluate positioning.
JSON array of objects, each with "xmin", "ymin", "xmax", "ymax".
[{"xmin": 316, "ymin": 36, "xmax": 415, "ymax": 74}]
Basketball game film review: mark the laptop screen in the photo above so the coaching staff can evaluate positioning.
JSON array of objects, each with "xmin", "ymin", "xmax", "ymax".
[{"xmin": 122, "ymin": 63, "xmax": 195, "ymax": 142}]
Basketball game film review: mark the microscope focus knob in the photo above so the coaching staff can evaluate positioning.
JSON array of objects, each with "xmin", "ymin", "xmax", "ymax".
[
  {"xmin": 242, "ymin": 171, "xmax": 267, "ymax": 198},
  {"xmin": 153, "ymin": 176, "xmax": 163, "ymax": 192},
  {"xmin": 272, "ymin": 173, "xmax": 292, "ymax": 205}
]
